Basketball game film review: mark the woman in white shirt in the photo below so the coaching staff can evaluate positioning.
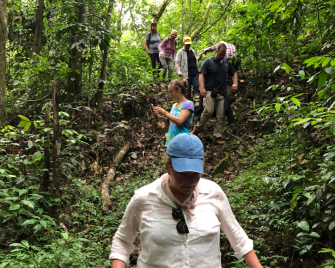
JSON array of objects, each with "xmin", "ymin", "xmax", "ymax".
[{"xmin": 110, "ymin": 133, "xmax": 263, "ymax": 268}]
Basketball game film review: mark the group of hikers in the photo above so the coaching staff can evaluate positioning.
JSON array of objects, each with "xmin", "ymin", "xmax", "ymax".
[
  {"xmin": 108, "ymin": 22, "xmax": 264, "ymax": 268},
  {"xmin": 144, "ymin": 21, "xmax": 241, "ymax": 145}
]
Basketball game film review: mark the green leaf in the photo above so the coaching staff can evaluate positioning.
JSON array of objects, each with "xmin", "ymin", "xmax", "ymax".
[
  {"xmin": 329, "ymin": 220, "xmax": 335, "ymax": 231},
  {"xmin": 293, "ymin": 118, "xmax": 312, "ymax": 125},
  {"xmin": 22, "ymin": 219, "xmax": 37, "ymax": 225},
  {"xmin": 24, "ymin": 122, "xmax": 31, "ymax": 132},
  {"xmin": 322, "ymin": 58, "xmax": 330, "ymax": 68},
  {"xmin": 291, "ymin": 194, "xmax": 298, "ymax": 209},
  {"xmin": 303, "ymin": 193, "xmax": 312, "ymax": 199},
  {"xmin": 274, "ymin": 64, "xmax": 282, "ymax": 73},
  {"xmin": 22, "ymin": 200, "xmax": 35, "ymax": 209},
  {"xmin": 297, "ymin": 221, "xmax": 309, "ymax": 231},
  {"xmin": 21, "ymin": 240, "xmax": 29, "ymax": 249},
  {"xmin": 28, "ymin": 140, "xmax": 33, "ymax": 148},
  {"xmin": 40, "ymin": 220, "xmax": 47, "ymax": 229},
  {"xmin": 318, "ymin": 71, "xmax": 328, "ymax": 89},
  {"xmin": 18, "ymin": 115, "xmax": 30, "ymax": 121},
  {"xmin": 61, "ymin": 232, "xmax": 69, "ymax": 240},
  {"xmin": 0, "ymin": 262, "xmax": 10, "ymax": 268},
  {"xmin": 18, "ymin": 189, "xmax": 28, "ymax": 196},
  {"xmin": 308, "ymin": 232, "xmax": 320, "ymax": 238},
  {"xmin": 293, "ymin": 187, "xmax": 304, "ymax": 193},
  {"xmin": 297, "ymin": 232, "xmax": 308, "ymax": 237},
  {"xmin": 324, "ymin": 66, "xmax": 333, "ymax": 75},
  {"xmin": 299, "ymin": 70, "xmax": 305, "ymax": 79},
  {"xmin": 290, "ymin": 97, "xmax": 300, "ymax": 107},
  {"xmin": 318, "ymin": 248, "xmax": 335, "ymax": 258},
  {"xmin": 18, "ymin": 121, "xmax": 27, "ymax": 127},
  {"xmin": 275, "ymin": 103, "xmax": 281, "ymax": 112},
  {"xmin": 281, "ymin": 63, "xmax": 293, "ymax": 74},
  {"xmin": 10, "ymin": 243, "xmax": 25, "ymax": 247},
  {"xmin": 9, "ymin": 204, "xmax": 20, "ymax": 210}
]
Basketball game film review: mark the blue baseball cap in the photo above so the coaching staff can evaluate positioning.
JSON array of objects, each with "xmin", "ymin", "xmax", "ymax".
[{"xmin": 166, "ymin": 133, "xmax": 204, "ymax": 173}]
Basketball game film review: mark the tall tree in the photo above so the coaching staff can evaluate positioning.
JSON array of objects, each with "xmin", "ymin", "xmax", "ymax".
[
  {"xmin": 67, "ymin": 2, "xmax": 87, "ymax": 97},
  {"xmin": 153, "ymin": 0, "xmax": 172, "ymax": 22},
  {"xmin": 0, "ymin": 0, "xmax": 7, "ymax": 126},
  {"xmin": 95, "ymin": 0, "xmax": 114, "ymax": 110},
  {"xmin": 190, "ymin": 0, "xmax": 212, "ymax": 38},
  {"xmin": 32, "ymin": 0, "xmax": 44, "ymax": 54}
]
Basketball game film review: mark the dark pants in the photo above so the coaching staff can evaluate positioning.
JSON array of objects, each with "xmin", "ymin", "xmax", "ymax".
[
  {"xmin": 187, "ymin": 73, "xmax": 200, "ymax": 100},
  {"xmin": 150, "ymin": 53, "xmax": 162, "ymax": 78}
]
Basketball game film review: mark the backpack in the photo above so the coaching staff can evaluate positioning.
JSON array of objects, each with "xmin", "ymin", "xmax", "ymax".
[
  {"xmin": 160, "ymin": 37, "xmax": 177, "ymax": 49},
  {"xmin": 147, "ymin": 32, "xmax": 160, "ymax": 45}
]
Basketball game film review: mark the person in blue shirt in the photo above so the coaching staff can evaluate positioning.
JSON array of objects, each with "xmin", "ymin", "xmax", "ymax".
[{"xmin": 153, "ymin": 79, "xmax": 194, "ymax": 145}]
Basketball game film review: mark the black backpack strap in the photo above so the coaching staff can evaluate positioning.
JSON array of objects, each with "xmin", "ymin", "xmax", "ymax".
[{"xmin": 147, "ymin": 32, "xmax": 151, "ymax": 45}]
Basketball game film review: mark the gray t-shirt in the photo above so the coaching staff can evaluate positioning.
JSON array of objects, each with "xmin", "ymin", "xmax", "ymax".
[{"xmin": 145, "ymin": 33, "xmax": 160, "ymax": 53}]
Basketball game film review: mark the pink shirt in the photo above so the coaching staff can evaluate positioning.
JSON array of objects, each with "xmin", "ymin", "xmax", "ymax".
[
  {"xmin": 202, "ymin": 41, "xmax": 237, "ymax": 59},
  {"xmin": 158, "ymin": 38, "xmax": 176, "ymax": 60}
]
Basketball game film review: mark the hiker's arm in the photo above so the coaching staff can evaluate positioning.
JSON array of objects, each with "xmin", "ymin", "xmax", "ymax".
[
  {"xmin": 232, "ymin": 72, "xmax": 238, "ymax": 91},
  {"xmin": 243, "ymin": 250, "xmax": 263, "ymax": 268},
  {"xmin": 111, "ymin": 259, "xmax": 125, "ymax": 268}
]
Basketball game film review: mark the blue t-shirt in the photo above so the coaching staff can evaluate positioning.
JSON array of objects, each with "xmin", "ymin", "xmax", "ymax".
[{"xmin": 166, "ymin": 100, "xmax": 194, "ymax": 146}]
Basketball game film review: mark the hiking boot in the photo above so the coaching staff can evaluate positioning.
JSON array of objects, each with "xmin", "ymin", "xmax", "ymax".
[{"xmin": 213, "ymin": 136, "xmax": 225, "ymax": 145}]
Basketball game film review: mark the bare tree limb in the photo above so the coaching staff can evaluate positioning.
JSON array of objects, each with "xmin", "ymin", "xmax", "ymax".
[
  {"xmin": 153, "ymin": 0, "xmax": 172, "ymax": 22},
  {"xmin": 190, "ymin": 0, "xmax": 213, "ymax": 38},
  {"xmin": 192, "ymin": 0, "xmax": 232, "ymax": 40}
]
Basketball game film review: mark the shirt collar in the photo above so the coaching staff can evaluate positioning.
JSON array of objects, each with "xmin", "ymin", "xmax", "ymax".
[{"xmin": 155, "ymin": 174, "xmax": 209, "ymax": 207}]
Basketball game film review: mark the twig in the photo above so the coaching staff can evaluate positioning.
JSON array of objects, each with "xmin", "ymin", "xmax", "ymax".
[
  {"xmin": 18, "ymin": 91, "xmax": 51, "ymax": 102},
  {"xmin": 226, "ymin": 129, "xmax": 248, "ymax": 148}
]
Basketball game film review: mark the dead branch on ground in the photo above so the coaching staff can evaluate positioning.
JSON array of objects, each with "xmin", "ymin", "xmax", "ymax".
[{"xmin": 101, "ymin": 142, "xmax": 131, "ymax": 212}]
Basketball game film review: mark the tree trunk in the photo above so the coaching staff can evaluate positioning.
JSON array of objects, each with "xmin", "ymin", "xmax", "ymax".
[
  {"xmin": 153, "ymin": 0, "xmax": 172, "ymax": 22},
  {"xmin": 95, "ymin": 0, "xmax": 114, "ymax": 111},
  {"xmin": 190, "ymin": 0, "xmax": 213, "ymax": 38},
  {"xmin": 67, "ymin": 4, "xmax": 87, "ymax": 98},
  {"xmin": 32, "ymin": 0, "xmax": 44, "ymax": 54},
  {"xmin": 101, "ymin": 142, "xmax": 130, "ymax": 212},
  {"xmin": 41, "ymin": 102, "xmax": 51, "ymax": 192},
  {"xmin": 0, "ymin": 0, "xmax": 7, "ymax": 127},
  {"xmin": 51, "ymin": 80, "xmax": 61, "ymax": 199},
  {"xmin": 116, "ymin": 1, "xmax": 123, "ymax": 46}
]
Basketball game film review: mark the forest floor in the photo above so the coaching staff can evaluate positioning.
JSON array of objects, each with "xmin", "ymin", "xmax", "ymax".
[
  {"xmin": 89, "ymin": 73, "xmax": 279, "ymax": 266},
  {"xmin": 2, "ymin": 70, "xmax": 303, "ymax": 267}
]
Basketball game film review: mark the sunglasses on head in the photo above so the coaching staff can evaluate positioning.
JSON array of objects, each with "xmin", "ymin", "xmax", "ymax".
[{"xmin": 172, "ymin": 205, "xmax": 189, "ymax": 234}]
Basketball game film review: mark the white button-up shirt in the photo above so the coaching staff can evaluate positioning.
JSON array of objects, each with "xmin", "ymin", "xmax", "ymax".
[{"xmin": 110, "ymin": 175, "xmax": 253, "ymax": 268}]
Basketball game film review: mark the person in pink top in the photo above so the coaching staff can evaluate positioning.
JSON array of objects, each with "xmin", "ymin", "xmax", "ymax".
[
  {"xmin": 198, "ymin": 40, "xmax": 244, "ymax": 74},
  {"xmin": 158, "ymin": 30, "xmax": 178, "ymax": 83}
]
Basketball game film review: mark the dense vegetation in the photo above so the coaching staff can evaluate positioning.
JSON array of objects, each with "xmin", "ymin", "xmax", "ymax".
[{"xmin": 0, "ymin": 0, "xmax": 334, "ymax": 267}]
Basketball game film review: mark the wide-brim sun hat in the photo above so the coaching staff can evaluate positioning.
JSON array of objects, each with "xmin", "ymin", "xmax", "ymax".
[
  {"xmin": 183, "ymin": 36, "xmax": 192, "ymax": 45},
  {"xmin": 166, "ymin": 133, "xmax": 204, "ymax": 173},
  {"xmin": 171, "ymin": 30, "xmax": 178, "ymax": 37}
]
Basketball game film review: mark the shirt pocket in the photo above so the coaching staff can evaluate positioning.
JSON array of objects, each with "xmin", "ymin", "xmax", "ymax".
[{"xmin": 192, "ymin": 211, "xmax": 221, "ymax": 236}]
